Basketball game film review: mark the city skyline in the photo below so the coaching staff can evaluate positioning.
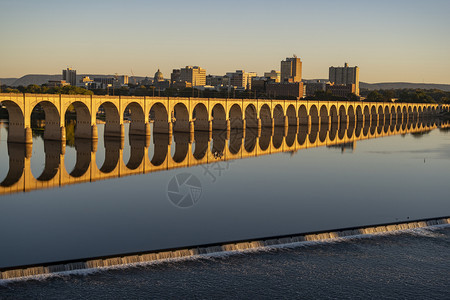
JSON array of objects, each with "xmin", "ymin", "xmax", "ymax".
[{"xmin": 0, "ymin": 0, "xmax": 449, "ymax": 84}]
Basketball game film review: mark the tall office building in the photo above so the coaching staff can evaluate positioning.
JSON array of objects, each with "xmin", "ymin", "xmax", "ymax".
[
  {"xmin": 62, "ymin": 68, "xmax": 77, "ymax": 86},
  {"xmin": 227, "ymin": 70, "xmax": 257, "ymax": 90},
  {"xmin": 329, "ymin": 63, "xmax": 360, "ymax": 95},
  {"xmin": 280, "ymin": 56, "xmax": 302, "ymax": 83},
  {"xmin": 180, "ymin": 66, "xmax": 206, "ymax": 87}
]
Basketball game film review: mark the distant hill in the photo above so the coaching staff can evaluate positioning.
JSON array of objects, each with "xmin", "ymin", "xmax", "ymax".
[
  {"xmin": 9, "ymin": 75, "xmax": 62, "ymax": 86},
  {"xmin": 0, "ymin": 74, "xmax": 147, "ymax": 87},
  {"xmin": 0, "ymin": 78, "xmax": 19, "ymax": 86},
  {"xmin": 360, "ymin": 82, "xmax": 450, "ymax": 92}
]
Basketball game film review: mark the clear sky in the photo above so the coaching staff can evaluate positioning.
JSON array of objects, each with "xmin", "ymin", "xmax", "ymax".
[{"xmin": 0, "ymin": 0, "xmax": 449, "ymax": 83}]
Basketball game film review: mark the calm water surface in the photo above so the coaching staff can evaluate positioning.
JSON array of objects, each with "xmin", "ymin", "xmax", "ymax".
[{"xmin": 0, "ymin": 119, "xmax": 449, "ymax": 271}]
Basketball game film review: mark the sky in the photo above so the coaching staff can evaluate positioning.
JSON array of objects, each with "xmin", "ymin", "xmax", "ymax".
[{"xmin": 0, "ymin": 0, "xmax": 449, "ymax": 83}]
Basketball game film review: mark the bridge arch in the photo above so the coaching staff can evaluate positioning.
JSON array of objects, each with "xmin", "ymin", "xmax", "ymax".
[
  {"xmin": 298, "ymin": 105, "xmax": 308, "ymax": 125},
  {"xmin": 339, "ymin": 105, "xmax": 347, "ymax": 124},
  {"xmin": 390, "ymin": 106, "xmax": 396, "ymax": 122},
  {"xmin": 260, "ymin": 104, "xmax": 272, "ymax": 127},
  {"xmin": 355, "ymin": 105, "xmax": 363, "ymax": 123},
  {"xmin": 273, "ymin": 104, "xmax": 285, "ymax": 127},
  {"xmin": 125, "ymin": 102, "xmax": 146, "ymax": 136},
  {"xmin": 286, "ymin": 104, "xmax": 297, "ymax": 126},
  {"xmin": 329, "ymin": 105, "xmax": 338, "ymax": 123},
  {"xmin": 0, "ymin": 100, "xmax": 25, "ymax": 143},
  {"xmin": 173, "ymin": 103, "xmax": 190, "ymax": 132},
  {"xmin": 244, "ymin": 104, "xmax": 258, "ymax": 128},
  {"xmin": 229, "ymin": 104, "xmax": 243, "ymax": 129},
  {"xmin": 308, "ymin": 105, "xmax": 318, "ymax": 125},
  {"xmin": 30, "ymin": 101, "xmax": 62, "ymax": 141},
  {"xmin": 150, "ymin": 102, "xmax": 169, "ymax": 134},
  {"xmin": 348, "ymin": 105, "xmax": 355, "ymax": 125},
  {"xmin": 370, "ymin": 106, "xmax": 377, "ymax": 123},
  {"xmin": 363, "ymin": 105, "xmax": 370, "ymax": 123},
  {"xmin": 212, "ymin": 103, "xmax": 227, "ymax": 130},
  {"xmin": 193, "ymin": 103, "xmax": 209, "ymax": 131},
  {"xmin": 407, "ymin": 106, "xmax": 412, "ymax": 118},
  {"xmin": 67, "ymin": 101, "xmax": 92, "ymax": 139},
  {"xmin": 98, "ymin": 101, "xmax": 122, "ymax": 138},
  {"xmin": 319, "ymin": 105, "xmax": 328, "ymax": 124},
  {"xmin": 377, "ymin": 106, "xmax": 383, "ymax": 124},
  {"xmin": 384, "ymin": 106, "xmax": 390, "ymax": 123}
]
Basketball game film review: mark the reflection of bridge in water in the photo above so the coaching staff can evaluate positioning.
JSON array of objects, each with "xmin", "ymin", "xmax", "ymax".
[{"xmin": 1, "ymin": 116, "xmax": 448, "ymax": 196}]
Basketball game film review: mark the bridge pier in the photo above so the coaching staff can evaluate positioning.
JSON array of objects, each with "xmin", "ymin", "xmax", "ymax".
[
  {"xmin": 25, "ymin": 127, "xmax": 33, "ymax": 144},
  {"xmin": 91, "ymin": 124, "xmax": 98, "ymax": 140},
  {"xmin": 145, "ymin": 123, "xmax": 151, "ymax": 136}
]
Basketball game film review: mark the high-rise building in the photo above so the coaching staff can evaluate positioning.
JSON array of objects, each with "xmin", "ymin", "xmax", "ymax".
[
  {"xmin": 118, "ymin": 75, "xmax": 128, "ymax": 85},
  {"xmin": 170, "ymin": 69, "xmax": 181, "ymax": 85},
  {"xmin": 280, "ymin": 56, "xmax": 302, "ymax": 83},
  {"xmin": 329, "ymin": 63, "xmax": 360, "ymax": 95},
  {"xmin": 227, "ymin": 70, "xmax": 257, "ymax": 90},
  {"xmin": 62, "ymin": 68, "xmax": 77, "ymax": 86},
  {"xmin": 180, "ymin": 66, "xmax": 206, "ymax": 87}
]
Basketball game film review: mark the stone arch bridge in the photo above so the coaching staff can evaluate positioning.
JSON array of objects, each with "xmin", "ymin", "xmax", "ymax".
[{"xmin": 0, "ymin": 93, "xmax": 448, "ymax": 143}]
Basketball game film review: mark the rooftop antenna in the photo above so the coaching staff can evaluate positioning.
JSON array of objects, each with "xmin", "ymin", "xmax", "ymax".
[{"xmin": 131, "ymin": 69, "xmax": 137, "ymax": 85}]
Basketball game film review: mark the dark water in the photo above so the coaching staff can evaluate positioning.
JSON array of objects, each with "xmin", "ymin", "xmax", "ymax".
[
  {"xmin": 1, "ymin": 226, "xmax": 449, "ymax": 299},
  {"xmin": 1, "ymin": 117, "xmax": 450, "ymax": 296}
]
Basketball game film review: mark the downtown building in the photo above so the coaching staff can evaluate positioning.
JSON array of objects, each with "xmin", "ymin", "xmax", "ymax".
[
  {"xmin": 62, "ymin": 68, "xmax": 77, "ymax": 86},
  {"xmin": 280, "ymin": 56, "xmax": 302, "ymax": 83},
  {"xmin": 266, "ymin": 56, "xmax": 304, "ymax": 99},
  {"xmin": 226, "ymin": 70, "xmax": 257, "ymax": 90},
  {"xmin": 179, "ymin": 66, "xmax": 206, "ymax": 87},
  {"xmin": 329, "ymin": 63, "xmax": 360, "ymax": 96}
]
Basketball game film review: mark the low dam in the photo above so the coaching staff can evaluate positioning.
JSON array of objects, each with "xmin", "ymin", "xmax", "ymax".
[{"xmin": 1, "ymin": 217, "xmax": 449, "ymax": 280}]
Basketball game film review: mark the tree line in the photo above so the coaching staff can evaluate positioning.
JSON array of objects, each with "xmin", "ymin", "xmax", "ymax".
[
  {"xmin": 1, "ymin": 84, "xmax": 93, "ymax": 95},
  {"xmin": 360, "ymin": 89, "xmax": 450, "ymax": 104}
]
